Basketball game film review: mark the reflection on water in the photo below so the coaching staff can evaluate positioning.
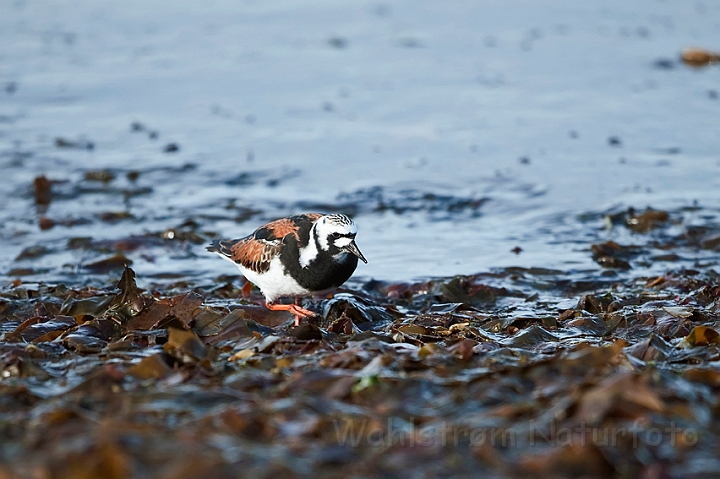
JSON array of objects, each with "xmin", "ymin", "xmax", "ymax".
[{"xmin": 1, "ymin": 0, "xmax": 719, "ymax": 285}]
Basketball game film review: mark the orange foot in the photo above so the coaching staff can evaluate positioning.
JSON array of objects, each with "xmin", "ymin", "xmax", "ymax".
[{"xmin": 265, "ymin": 301, "xmax": 315, "ymax": 326}]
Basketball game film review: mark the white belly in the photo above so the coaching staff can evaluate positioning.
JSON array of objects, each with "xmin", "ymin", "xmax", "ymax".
[{"xmin": 236, "ymin": 256, "xmax": 311, "ymax": 302}]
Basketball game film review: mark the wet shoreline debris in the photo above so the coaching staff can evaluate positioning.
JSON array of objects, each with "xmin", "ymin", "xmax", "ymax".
[
  {"xmin": 4, "ymin": 171, "xmax": 720, "ymax": 478},
  {"xmin": 1, "ymin": 246, "xmax": 720, "ymax": 478}
]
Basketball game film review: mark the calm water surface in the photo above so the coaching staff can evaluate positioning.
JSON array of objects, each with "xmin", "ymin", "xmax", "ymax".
[{"xmin": 1, "ymin": 0, "xmax": 719, "ymax": 285}]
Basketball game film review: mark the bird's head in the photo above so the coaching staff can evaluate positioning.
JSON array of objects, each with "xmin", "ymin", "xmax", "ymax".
[{"xmin": 314, "ymin": 214, "xmax": 367, "ymax": 263}]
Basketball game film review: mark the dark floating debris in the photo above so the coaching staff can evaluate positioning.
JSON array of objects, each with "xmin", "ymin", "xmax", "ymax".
[
  {"xmin": 15, "ymin": 245, "xmax": 51, "ymax": 261},
  {"xmin": 399, "ymin": 38, "xmax": 423, "ymax": 48},
  {"xmin": 224, "ymin": 169, "xmax": 300, "ymax": 188},
  {"xmin": 163, "ymin": 142, "xmax": 180, "ymax": 153},
  {"xmin": 652, "ymin": 58, "xmax": 676, "ymax": 70},
  {"xmin": 97, "ymin": 211, "xmax": 134, "ymax": 223},
  {"xmin": 591, "ymin": 240, "xmax": 635, "ymax": 269},
  {"xmin": 604, "ymin": 206, "xmax": 670, "ymax": 233},
  {"xmin": 84, "ymin": 169, "xmax": 115, "ymax": 183},
  {"xmin": 38, "ymin": 216, "xmax": 55, "ymax": 230},
  {"xmin": 625, "ymin": 207, "xmax": 669, "ymax": 233},
  {"xmin": 132, "ymin": 122, "xmax": 159, "ymax": 139},
  {"xmin": 328, "ymin": 37, "xmax": 348, "ymax": 49},
  {"xmin": 325, "ymin": 186, "xmax": 489, "ymax": 218},
  {"xmin": 33, "ymin": 175, "xmax": 52, "ymax": 205},
  {"xmin": 54, "ymin": 137, "xmax": 94, "ymax": 150}
]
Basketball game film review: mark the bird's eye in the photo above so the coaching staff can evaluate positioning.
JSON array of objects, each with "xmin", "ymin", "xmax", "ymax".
[{"xmin": 331, "ymin": 233, "xmax": 341, "ymax": 239}]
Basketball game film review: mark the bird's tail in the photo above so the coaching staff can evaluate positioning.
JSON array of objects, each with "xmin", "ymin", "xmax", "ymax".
[{"xmin": 206, "ymin": 239, "xmax": 238, "ymax": 259}]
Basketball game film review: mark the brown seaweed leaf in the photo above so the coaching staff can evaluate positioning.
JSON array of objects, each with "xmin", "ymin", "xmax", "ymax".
[
  {"xmin": 6, "ymin": 229, "xmax": 720, "ymax": 478},
  {"xmin": 195, "ymin": 308, "xmax": 276, "ymax": 345},
  {"xmin": 60, "ymin": 295, "xmax": 115, "ymax": 319},
  {"xmin": 124, "ymin": 291, "xmax": 204, "ymax": 331},
  {"xmin": 164, "ymin": 327, "xmax": 210, "ymax": 369},
  {"xmin": 60, "ymin": 441, "xmax": 131, "ymax": 479},
  {"xmin": 3, "ymin": 315, "xmax": 75, "ymax": 343},
  {"xmin": 677, "ymin": 326, "xmax": 720, "ymax": 348},
  {"xmin": 127, "ymin": 354, "xmax": 174, "ymax": 380},
  {"xmin": 322, "ymin": 293, "xmax": 394, "ymax": 327},
  {"xmin": 590, "ymin": 241, "xmax": 638, "ymax": 269},
  {"xmin": 435, "ymin": 276, "xmax": 511, "ymax": 308},
  {"xmin": 625, "ymin": 207, "xmax": 669, "ymax": 233},
  {"xmin": 107, "ymin": 265, "xmax": 144, "ymax": 323},
  {"xmin": 519, "ymin": 444, "xmax": 613, "ymax": 477},
  {"xmin": 575, "ymin": 371, "xmax": 665, "ymax": 425}
]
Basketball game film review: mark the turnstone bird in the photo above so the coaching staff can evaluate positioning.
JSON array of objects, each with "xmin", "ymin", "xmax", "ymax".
[{"xmin": 207, "ymin": 213, "xmax": 367, "ymax": 326}]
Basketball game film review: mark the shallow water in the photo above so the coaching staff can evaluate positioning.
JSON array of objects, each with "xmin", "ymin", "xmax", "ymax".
[{"xmin": 1, "ymin": 0, "xmax": 719, "ymax": 285}]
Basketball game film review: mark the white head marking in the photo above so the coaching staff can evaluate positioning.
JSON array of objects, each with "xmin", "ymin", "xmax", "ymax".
[
  {"xmin": 299, "ymin": 214, "xmax": 358, "ymax": 267},
  {"xmin": 314, "ymin": 214, "xmax": 356, "ymax": 251}
]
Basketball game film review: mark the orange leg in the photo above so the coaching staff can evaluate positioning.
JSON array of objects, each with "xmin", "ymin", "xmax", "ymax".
[
  {"xmin": 241, "ymin": 280, "xmax": 253, "ymax": 299},
  {"xmin": 264, "ymin": 301, "xmax": 315, "ymax": 326}
]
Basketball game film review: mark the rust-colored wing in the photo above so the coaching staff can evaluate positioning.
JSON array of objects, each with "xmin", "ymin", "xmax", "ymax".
[{"xmin": 229, "ymin": 237, "xmax": 282, "ymax": 273}]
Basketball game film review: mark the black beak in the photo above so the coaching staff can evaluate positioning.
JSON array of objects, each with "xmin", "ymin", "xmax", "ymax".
[{"xmin": 343, "ymin": 240, "xmax": 367, "ymax": 264}]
